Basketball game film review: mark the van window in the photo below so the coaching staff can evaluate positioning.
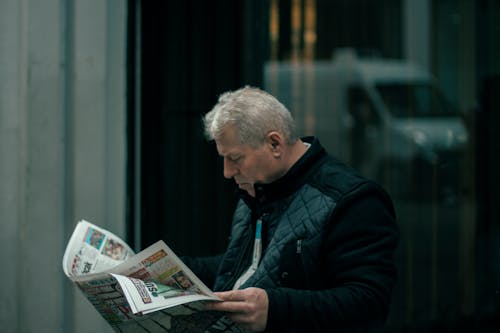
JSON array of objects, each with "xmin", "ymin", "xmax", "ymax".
[
  {"xmin": 376, "ymin": 83, "xmax": 458, "ymax": 118},
  {"xmin": 347, "ymin": 86, "xmax": 379, "ymax": 125}
]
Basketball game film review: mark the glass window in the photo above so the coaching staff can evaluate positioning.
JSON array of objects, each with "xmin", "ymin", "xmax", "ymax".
[
  {"xmin": 376, "ymin": 83, "xmax": 459, "ymax": 118},
  {"xmin": 264, "ymin": 0, "xmax": 499, "ymax": 331}
]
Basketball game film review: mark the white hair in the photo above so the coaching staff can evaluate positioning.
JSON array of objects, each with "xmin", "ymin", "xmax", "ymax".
[{"xmin": 204, "ymin": 86, "xmax": 297, "ymax": 147}]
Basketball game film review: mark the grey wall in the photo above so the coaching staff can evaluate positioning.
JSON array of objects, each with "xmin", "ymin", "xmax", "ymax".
[{"xmin": 0, "ymin": 0, "xmax": 126, "ymax": 332}]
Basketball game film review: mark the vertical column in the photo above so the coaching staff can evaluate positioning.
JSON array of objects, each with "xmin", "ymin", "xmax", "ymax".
[
  {"xmin": 403, "ymin": 0, "xmax": 430, "ymax": 69},
  {"xmin": 70, "ymin": 1, "xmax": 126, "ymax": 332},
  {"xmin": 0, "ymin": 0, "xmax": 26, "ymax": 329},
  {"xmin": 11, "ymin": 0, "xmax": 67, "ymax": 332},
  {"xmin": 0, "ymin": 0, "xmax": 126, "ymax": 332}
]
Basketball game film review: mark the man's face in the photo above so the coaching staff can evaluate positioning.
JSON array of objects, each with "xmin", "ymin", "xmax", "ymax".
[{"xmin": 215, "ymin": 125, "xmax": 281, "ymax": 197}]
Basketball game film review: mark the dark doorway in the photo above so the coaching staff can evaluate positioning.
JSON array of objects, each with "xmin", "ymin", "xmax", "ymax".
[{"xmin": 126, "ymin": 0, "xmax": 269, "ymax": 256}]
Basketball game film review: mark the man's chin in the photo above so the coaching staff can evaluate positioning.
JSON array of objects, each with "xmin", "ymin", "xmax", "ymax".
[{"xmin": 238, "ymin": 183, "xmax": 255, "ymax": 197}]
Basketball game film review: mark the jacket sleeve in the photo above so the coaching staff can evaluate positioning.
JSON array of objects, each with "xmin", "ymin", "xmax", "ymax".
[{"xmin": 265, "ymin": 191, "xmax": 399, "ymax": 333}]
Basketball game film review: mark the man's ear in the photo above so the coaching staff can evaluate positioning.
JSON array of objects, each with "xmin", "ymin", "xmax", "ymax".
[{"xmin": 266, "ymin": 131, "xmax": 283, "ymax": 156}]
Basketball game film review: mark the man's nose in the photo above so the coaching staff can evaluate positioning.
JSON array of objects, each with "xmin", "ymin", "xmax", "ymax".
[{"xmin": 223, "ymin": 158, "xmax": 237, "ymax": 179}]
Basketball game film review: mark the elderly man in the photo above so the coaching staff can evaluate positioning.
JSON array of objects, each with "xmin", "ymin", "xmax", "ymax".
[{"xmin": 185, "ymin": 86, "xmax": 399, "ymax": 332}]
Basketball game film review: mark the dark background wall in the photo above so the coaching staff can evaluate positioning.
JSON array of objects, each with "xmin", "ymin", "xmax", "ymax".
[{"xmin": 127, "ymin": 0, "xmax": 269, "ymax": 256}]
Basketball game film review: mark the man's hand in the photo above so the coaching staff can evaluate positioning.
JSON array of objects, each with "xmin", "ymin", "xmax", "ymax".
[{"xmin": 206, "ymin": 287, "xmax": 269, "ymax": 332}]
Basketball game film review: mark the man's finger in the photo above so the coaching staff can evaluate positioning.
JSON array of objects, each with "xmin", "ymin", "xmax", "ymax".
[
  {"xmin": 214, "ymin": 290, "xmax": 246, "ymax": 302},
  {"xmin": 206, "ymin": 298, "xmax": 248, "ymax": 313}
]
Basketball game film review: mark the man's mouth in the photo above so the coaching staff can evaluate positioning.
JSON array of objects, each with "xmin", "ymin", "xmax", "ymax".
[
  {"xmin": 235, "ymin": 181, "xmax": 256, "ymax": 197},
  {"xmin": 235, "ymin": 181, "xmax": 249, "ymax": 188}
]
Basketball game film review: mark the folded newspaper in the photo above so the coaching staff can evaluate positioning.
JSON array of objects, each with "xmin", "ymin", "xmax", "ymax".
[{"xmin": 62, "ymin": 220, "xmax": 243, "ymax": 333}]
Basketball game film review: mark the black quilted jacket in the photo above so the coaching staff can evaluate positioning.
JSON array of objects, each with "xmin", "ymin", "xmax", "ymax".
[{"xmin": 184, "ymin": 137, "xmax": 399, "ymax": 333}]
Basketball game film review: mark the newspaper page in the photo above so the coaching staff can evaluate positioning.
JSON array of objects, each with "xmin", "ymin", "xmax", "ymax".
[
  {"xmin": 84, "ymin": 240, "xmax": 221, "ymax": 314},
  {"xmin": 62, "ymin": 220, "xmax": 135, "ymax": 277},
  {"xmin": 73, "ymin": 271, "xmax": 224, "ymax": 333},
  {"xmin": 62, "ymin": 220, "xmax": 245, "ymax": 333}
]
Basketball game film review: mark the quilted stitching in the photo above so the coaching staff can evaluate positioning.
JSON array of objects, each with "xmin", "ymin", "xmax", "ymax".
[{"xmin": 243, "ymin": 184, "xmax": 335, "ymax": 288}]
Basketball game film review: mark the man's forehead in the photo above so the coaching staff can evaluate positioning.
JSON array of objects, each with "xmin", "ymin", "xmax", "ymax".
[
  {"xmin": 216, "ymin": 125, "xmax": 237, "ymax": 141},
  {"xmin": 215, "ymin": 138, "xmax": 245, "ymax": 156},
  {"xmin": 215, "ymin": 127, "xmax": 252, "ymax": 156},
  {"xmin": 215, "ymin": 126, "xmax": 236, "ymax": 147}
]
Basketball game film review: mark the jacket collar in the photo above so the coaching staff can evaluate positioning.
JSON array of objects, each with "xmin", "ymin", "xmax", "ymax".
[{"xmin": 238, "ymin": 136, "xmax": 327, "ymax": 211}]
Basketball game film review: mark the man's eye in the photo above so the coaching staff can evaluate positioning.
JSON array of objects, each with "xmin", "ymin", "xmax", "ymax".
[{"xmin": 228, "ymin": 156, "xmax": 241, "ymax": 162}]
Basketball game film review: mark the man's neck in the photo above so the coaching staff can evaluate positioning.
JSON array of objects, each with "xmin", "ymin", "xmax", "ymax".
[{"xmin": 285, "ymin": 139, "xmax": 310, "ymax": 170}]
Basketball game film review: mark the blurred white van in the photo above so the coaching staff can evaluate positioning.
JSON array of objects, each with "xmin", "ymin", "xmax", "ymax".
[{"xmin": 264, "ymin": 49, "xmax": 468, "ymax": 199}]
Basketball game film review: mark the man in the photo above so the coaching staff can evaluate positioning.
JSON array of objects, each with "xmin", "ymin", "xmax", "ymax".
[{"xmin": 185, "ymin": 86, "xmax": 399, "ymax": 332}]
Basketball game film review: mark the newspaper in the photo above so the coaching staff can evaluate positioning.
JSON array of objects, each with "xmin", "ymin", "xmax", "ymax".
[{"xmin": 62, "ymin": 220, "xmax": 243, "ymax": 333}]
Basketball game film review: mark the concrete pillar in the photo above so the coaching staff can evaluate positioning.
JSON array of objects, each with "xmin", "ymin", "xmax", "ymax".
[{"xmin": 0, "ymin": 0, "xmax": 126, "ymax": 332}]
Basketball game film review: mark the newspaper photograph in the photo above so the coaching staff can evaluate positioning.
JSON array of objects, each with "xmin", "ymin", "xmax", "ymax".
[{"xmin": 62, "ymin": 220, "xmax": 229, "ymax": 333}]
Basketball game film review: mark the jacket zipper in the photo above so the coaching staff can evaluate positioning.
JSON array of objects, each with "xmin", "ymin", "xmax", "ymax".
[
  {"xmin": 221, "ymin": 230, "xmax": 253, "ymax": 290},
  {"xmin": 222, "ymin": 213, "xmax": 268, "ymax": 290},
  {"xmin": 296, "ymin": 239, "xmax": 310, "ymax": 287}
]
